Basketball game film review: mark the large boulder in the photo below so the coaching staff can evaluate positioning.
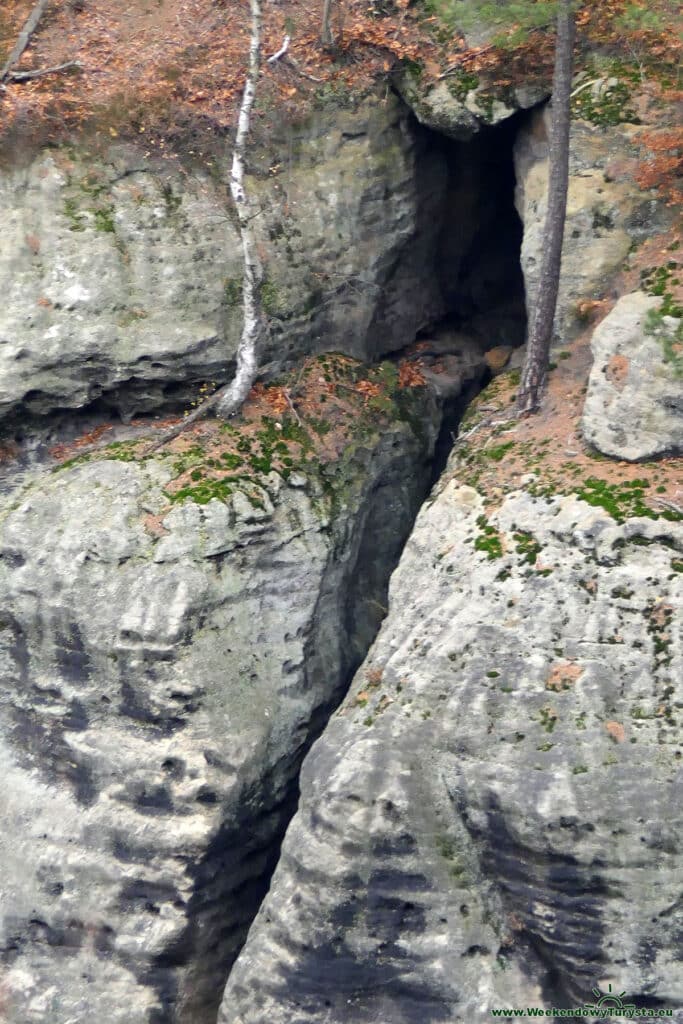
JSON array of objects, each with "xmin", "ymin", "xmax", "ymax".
[
  {"xmin": 582, "ymin": 291, "xmax": 683, "ymax": 460},
  {"xmin": 0, "ymin": 373, "xmax": 444, "ymax": 1024},
  {"xmin": 395, "ymin": 61, "xmax": 547, "ymax": 141},
  {"xmin": 219, "ymin": 478, "xmax": 683, "ymax": 1023}
]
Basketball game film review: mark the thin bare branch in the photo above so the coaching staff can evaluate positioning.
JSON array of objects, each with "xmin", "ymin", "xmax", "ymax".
[
  {"xmin": 267, "ymin": 35, "xmax": 290, "ymax": 64},
  {"xmin": 8, "ymin": 60, "xmax": 81, "ymax": 81},
  {"xmin": 283, "ymin": 388, "xmax": 301, "ymax": 425},
  {"xmin": 143, "ymin": 387, "xmax": 227, "ymax": 454},
  {"xmin": 652, "ymin": 497, "xmax": 683, "ymax": 516},
  {"xmin": 569, "ymin": 77, "xmax": 603, "ymax": 99},
  {"xmin": 285, "ymin": 55, "xmax": 324, "ymax": 83}
]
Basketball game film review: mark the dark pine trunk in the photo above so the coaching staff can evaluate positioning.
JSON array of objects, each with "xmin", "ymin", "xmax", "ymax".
[{"xmin": 517, "ymin": 0, "xmax": 575, "ymax": 414}]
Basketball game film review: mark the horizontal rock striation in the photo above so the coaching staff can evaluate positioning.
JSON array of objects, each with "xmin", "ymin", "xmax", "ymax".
[
  {"xmin": 0, "ymin": 96, "xmax": 451, "ymax": 425},
  {"xmin": 220, "ymin": 477, "xmax": 683, "ymax": 1023}
]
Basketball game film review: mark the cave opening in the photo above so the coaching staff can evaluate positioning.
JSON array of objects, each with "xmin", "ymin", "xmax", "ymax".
[
  {"xmin": 411, "ymin": 107, "xmax": 529, "ymax": 355},
  {"xmin": 428, "ymin": 111, "xmax": 528, "ymax": 349},
  {"xmin": 400, "ymin": 107, "xmax": 531, "ymax": 481}
]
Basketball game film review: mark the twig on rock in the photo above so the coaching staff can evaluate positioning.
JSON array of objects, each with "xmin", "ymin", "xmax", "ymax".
[
  {"xmin": 652, "ymin": 497, "xmax": 683, "ymax": 516},
  {"xmin": 283, "ymin": 387, "xmax": 301, "ymax": 425}
]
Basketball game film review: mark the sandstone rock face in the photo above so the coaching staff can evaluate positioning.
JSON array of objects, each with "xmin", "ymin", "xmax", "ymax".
[
  {"xmin": 0, "ymin": 96, "xmax": 449, "ymax": 424},
  {"xmin": 396, "ymin": 69, "xmax": 547, "ymax": 141},
  {"xmin": 220, "ymin": 478, "xmax": 683, "ymax": 1023},
  {"xmin": 514, "ymin": 108, "xmax": 646, "ymax": 343},
  {"xmin": 582, "ymin": 292, "xmax": 683, "ymax": 460},
  {"xmin": 0, "ymin": 391, "xmax": 440, "ymax": 1024},
  {"xmin": 0, "ymin": 149, "xmax": 238, "ymax": 422}
]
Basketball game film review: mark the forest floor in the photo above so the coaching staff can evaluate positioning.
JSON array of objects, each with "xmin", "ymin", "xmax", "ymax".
[{"xmin": 1, "ymin": 0, "xmax": 680, "ymax": 164}]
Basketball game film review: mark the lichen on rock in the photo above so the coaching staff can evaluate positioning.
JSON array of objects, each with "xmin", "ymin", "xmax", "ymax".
[
  {"xmin": 582, "ymin": 291, "xmax": 683, "ymax": 461},
  {"xmin": 218, "ymin": 478, "xmax": 683, "ymax": 1023}
]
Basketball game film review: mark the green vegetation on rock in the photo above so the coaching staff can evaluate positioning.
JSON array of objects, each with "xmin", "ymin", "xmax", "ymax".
[{"xmin": 474, "ymin": 515, "xmax": 503, "ymax": 559}]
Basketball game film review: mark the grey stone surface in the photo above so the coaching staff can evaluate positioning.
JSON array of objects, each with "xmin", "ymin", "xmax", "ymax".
[
  {"xmin": 582, "ymin": 291, "xmax": 683, "ymax": 460},
  {"xmin": 514, "ymin": 108, "xmax": 645, "ymax": 343},
  {"xmin": 0, "ymin": 387, "xmax": 441, "ymax": 1024},
  {"xmin": 220, "ymin": 476, "xmax": 683, "ymax": 1023},
  {"xmin": 395, "ymin": 70, "xmax": 547, "ymax": 141},
  {"xmin": 1, "ymin": 66, "xmax": 680, "ymax": 1024},
  {"xmin": 0, "ymin": 150, "xmax": 237, "ymax": 421}
]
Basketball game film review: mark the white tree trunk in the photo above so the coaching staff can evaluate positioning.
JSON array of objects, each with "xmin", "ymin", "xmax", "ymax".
[
  {"xmin": 145, "ymin": 0, "xmax": 263, "ymax": 451},
  {"xmin": 216, "ymin": 0, "xmax": 263, "ymax": 419}
]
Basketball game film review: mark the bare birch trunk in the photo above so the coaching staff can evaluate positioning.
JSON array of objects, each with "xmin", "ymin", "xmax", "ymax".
[
  {"xmin": 215, "ymin": 0, "xmax": 263, "ymax": 419},
  {"xmin": 516, "ymin": 0, "xmax": 574, "ymax": 414},
  {"xmin": 145, "ymin": 0, "xmax": 263, "ymax": 452},
  {"xmin": 321, "ymin": 0, "xmax": 335, "ymax": 46},
  {"xmin": 1, "ymin": 0, "xmax": 50, "ymax": 81}
]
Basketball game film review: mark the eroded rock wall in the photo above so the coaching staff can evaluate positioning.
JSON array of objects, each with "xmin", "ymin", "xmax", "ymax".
[
  {"xmin": 219, "ymin": 477, "xmax": 683, "ymax": 1023},
  {"xmin": 0, "ymin": 95, "xmax": 450, "ymax": 424},
  {"xmin": 1, "ymin": 65, "xmax": 679, "ymax": 1024},
  {"xmin": 0, "ymin": 384, "xmax": 442, "ymax": 1024},
  {"xmin": 514, "ymin": 107, "xmax": 651, "ymax": 344}
]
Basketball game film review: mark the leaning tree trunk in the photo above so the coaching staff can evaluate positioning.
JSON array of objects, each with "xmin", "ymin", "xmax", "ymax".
[
  {"xmin": 0, "ymin": 0, "xmax": 50, "ymax": 81},
  {"xmin": 516, "ymin": 0, "xmax": 574, "ymax": 414},
  {"xmin": 144, "ymin": 0, "xmax": 263, "ymax": 452}
]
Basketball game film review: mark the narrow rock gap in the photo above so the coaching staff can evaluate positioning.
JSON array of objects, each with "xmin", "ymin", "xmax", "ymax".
[
  {"xmin": 397, "ymin": 106, "xmax": 530, "ymax": 483},
  {"xmin": 0, "ymin": 105, "xmax": 531, "ymax": 1024},
  {"xmin": 177, "ymin": 111, "xmax": 531, "ymax": 1024}
]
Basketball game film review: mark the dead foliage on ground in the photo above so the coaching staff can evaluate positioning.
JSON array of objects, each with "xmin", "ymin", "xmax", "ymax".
[{"xmin": 451, "ymin": 315, "xmax": 682, "ymax": 519}]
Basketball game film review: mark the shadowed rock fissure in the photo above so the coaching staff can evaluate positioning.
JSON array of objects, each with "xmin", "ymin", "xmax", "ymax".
[
  {"xmin": 152, "ymin": 436, "xmax": 449, "ymax": 1023},
  {"xmin": 0, "ymin": 110, "xmax": 528, "ymax": 1024},
  {"xmin": 164, "ymin": 115, "xmax": 528, "ymax": 1023}
]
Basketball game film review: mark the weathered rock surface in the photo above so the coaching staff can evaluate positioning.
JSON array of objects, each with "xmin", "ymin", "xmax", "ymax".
[
  {"xmin": 0, "ymin": 149, "xmax": 237, "ymax": 421},
  {"xmin": 220, "ymin": 476, "xmax": 683, "ymax": 1022},
  {"xmin": 582, "ymin": 291, "xmax": 683, "ymax": 460},
  {"xmin": 395, "ymin": 68, "xmax": 547, "ymax": 141},
  {"xmin": 0, "ymin": 96, "xmax": 455, "ymax": 424},
  {"xmin": 0, "ymin": 385, "xmax": 443, "ymax": 1024},
  {"xmin": 514, "ymin": 108, "xmax": 648, "ymax": 343}
]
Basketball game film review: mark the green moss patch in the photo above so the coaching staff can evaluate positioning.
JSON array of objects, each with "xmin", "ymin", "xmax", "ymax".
[
  {"xmin": 474, "ymin": 515, "xmax": 503, "ymax": 559},
  {"xmin": 513, "ymin": 530, "xmax": 542, "ymax": 565},
  {"xmin": 49, "ymin": 353, "xmax": 433, "ymax": 529}
]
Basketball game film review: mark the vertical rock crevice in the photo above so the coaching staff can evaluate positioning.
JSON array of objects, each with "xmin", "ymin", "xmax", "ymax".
[{"xmin": 0, "ymin": 97, "xmax": 533, "ymax": 1024}]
